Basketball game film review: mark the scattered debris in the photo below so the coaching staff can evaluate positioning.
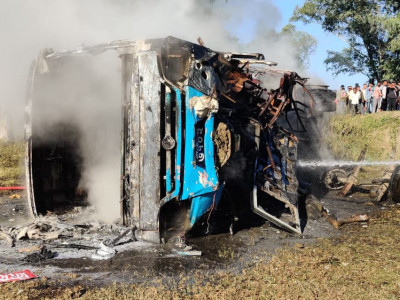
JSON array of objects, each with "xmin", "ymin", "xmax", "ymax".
[
  {"xmin": 70, "ymin": 287, "xmax": 87, "ymax": 299},
  {"xmin": 339, "ymin": 147, "xmax": 367, "ymax": 196},
  {"xmin": 50, "ymin": 243, "xmax": 99, "ymax": 251},
  {"xmin": 305, "ymin": 194, "xmax": 324, "ymax": 220},
  {"xmin": 324, "ymin": 148, "xmax": 399, "ymax": 202},
  {"xmin": 305, "ymin": 194, "xmax": 370, "ymax": 228},
  {"xmin": 176, "ymin": 250, "xmax": 202, "ymax": 256},
  {"xmin": 322, "ymin": 210, "xmax": 369, "ymax": 229},
  {"xmin": 91, "ymin": 243, "xmax": 116, "ymax": 260},
  {"xmin": 169, "ymin": 236, "xmax": 189, "ymax": 249},
  {"xmin": 23, "ymin": 246, "xmax": 56, "ymax": 263},
  {"xmin": 18, "ymin": 245, "xmax": 42, "ymax": 253},
  {"xmin": 64, "ymin": 273, "xmax": 80, "ymax": 279},
  {"xmin": 10, "ymin": 215, "xmax": 75, "ymax": 243},
  {"xmin": 0, "ymin": 270, "xmax": 37, "ymax": 283},
  {"xmin": 8, "ymin": 193, "xmax": 21, "ymax": 199},
  {"xmin": 15, "ymin": 227, "xmax": 29, "ymax": 241},
  {"xmin": 0, "ymin": 230, "xmax": 14, "ymax": 247},
  {"xmin": 103, "ymin": 227, "xmax": 135, "ymax": 247}
]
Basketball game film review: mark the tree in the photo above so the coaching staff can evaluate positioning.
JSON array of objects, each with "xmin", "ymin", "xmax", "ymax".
[
  {"xmin": 291, "ymin": 0, "xmax": 400, "ymax": 82},
  {"xmin": 280, "ymin": 24, "xmax": 317, "ymax": 69}
]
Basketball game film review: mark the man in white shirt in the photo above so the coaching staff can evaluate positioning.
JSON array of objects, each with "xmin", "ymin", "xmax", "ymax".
[
  {"xmin": 346, "ymin": 86, "xmax": 353, "ymax": 113},
  {"xmin": 349, "ymin": 84, "xmax": 363, "ymax": 115}
]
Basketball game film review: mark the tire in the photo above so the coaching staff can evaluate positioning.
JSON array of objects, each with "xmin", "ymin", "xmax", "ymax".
[{"xmin": 388, "ymin": 165, "xmax": 400, "ymax": 203}]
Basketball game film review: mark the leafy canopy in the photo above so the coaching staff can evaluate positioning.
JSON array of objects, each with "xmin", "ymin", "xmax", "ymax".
[{"xmin": 291, "ymin": 0, "xmax": 400, "ymax": 82}]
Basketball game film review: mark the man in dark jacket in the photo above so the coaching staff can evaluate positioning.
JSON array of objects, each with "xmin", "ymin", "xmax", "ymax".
[
  {"xmin": 381, "ymin": 80, "xmax": 388, "ymax": 111},
  {"xmin": 387, "ymin": 81, "xmax": 398, "ymax": 111}
]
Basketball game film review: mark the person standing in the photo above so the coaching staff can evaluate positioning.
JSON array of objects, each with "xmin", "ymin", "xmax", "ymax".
[
  {"xmin": 346, "ymin": 86, "xmax": 353, "ymax": 113},
  {"xmin": 356, "ymin": 84, "xmax": 365, "ymax": 115},
  {"xmin": 361, "ymin": 83, "xmax": 367, "ymax": 113},
  {"xmin": 386, "ymin": 81, "xmax": 398, "ymax": 111},
  {"xmin": 366, "ymin": 82, "xmax": 374, "ymax": 113},
  {"xmin": 373, "ymin": 82, "xmax": 382, "ymax": 113},
  {"xmin": 380, "ymin": 80, "xmax": 388, "ymax": 111},
  {"xmin": 336, "ymin": 85, "xmax": 347, "ymax": 114},
  {"xmin": 349, "ymin": 84, "xmax": 362, "ymax": 115}
]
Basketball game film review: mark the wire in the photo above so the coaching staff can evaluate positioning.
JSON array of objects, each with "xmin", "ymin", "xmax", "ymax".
[{"xmin": 205, "ymin": 192, "xmax": 217, "ymax": 234}]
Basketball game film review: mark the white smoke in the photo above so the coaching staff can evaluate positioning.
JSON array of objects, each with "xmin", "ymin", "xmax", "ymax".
[
  {"xmin": 0, "ymin": 0, "xmax": 302, "ymax": 135},
  {"xmin": 0, "ymin": 0, "xmax": 304, "ymax": 223}
]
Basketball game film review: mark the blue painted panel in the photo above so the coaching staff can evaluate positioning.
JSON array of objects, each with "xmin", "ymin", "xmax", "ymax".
[
  {"xmin": 166, "ymin": 168, "xmax": 171, "ymax": 193},
  {"xmin": 189, "ymin": 185, "xmax": 224, "ymax": 225},
  {"xmin": 181, "ymin": 86, "xmax": 219, "ymax": 200},
  {"xmin": 164, "ymin": 88, "xmax": 182, "ymax": 202}
]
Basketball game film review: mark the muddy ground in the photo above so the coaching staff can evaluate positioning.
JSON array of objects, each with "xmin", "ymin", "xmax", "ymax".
[{"xmin": 0, "ymin": 187, "xmax": 382, "ymax": 289}]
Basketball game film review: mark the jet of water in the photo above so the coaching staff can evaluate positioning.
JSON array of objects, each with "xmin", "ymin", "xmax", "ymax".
[{"xmin": 297, "ymin": 160, "xmax": 400, "ymax": 168}]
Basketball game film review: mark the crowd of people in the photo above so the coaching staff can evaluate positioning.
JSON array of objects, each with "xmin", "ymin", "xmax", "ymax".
[{"xmin": 335, "ymin": 80, "xmax": 400, "ymax": 115}]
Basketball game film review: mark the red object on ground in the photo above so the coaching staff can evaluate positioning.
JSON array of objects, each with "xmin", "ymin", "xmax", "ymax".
[
  {"xmin": 0, "ymin": 270, "xmax": 37, "ymax": 283},
  {"xmin": 0, "ymin": 186, "xmax": 26, "ymax": 190}
]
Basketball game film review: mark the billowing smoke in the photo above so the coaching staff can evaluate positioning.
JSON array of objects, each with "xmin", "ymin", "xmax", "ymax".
[
  {"xmin": 0, "ymin": 0, "xmax": 302, "ymax": 137},
  {"xmin": 31, "ymin": 52, "xmax": 122, "ymax": 222},
  {"xmin": 0, "ymin": 0, "xmax": 304, "ymax": 223}
]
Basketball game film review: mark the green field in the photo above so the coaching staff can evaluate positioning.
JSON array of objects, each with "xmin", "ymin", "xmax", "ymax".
[{"xmin": 326, "ymin": 111, "xmax": 400, "ymax": 161}]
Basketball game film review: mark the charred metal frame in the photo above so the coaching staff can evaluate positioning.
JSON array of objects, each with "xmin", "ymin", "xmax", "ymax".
[{"xmin": 25, "ymin": 37, "xmax": 315, "ymax": 242}]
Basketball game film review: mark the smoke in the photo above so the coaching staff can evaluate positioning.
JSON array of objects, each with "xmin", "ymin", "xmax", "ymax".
[
  {"xmin": 31, "ymin": 52, "xmax": 121, "ymax": 222},
  {"xmin": 0, "ymin": 0, "xmax": 305, "ymax": 222},
  {"xmin": 0, "ymin": 0, "xmax": 302, "ymax": 135}
]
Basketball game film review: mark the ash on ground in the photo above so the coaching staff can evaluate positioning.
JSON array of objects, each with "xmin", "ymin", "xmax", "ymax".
[{"xmin": 0, "ymin": 191, "xmax": 384, "ymax": 286}]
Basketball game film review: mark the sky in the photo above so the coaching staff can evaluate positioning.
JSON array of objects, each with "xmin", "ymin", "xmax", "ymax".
[
  {"xmin": 0, "ymin": 0, "xmax": 368, "ymax": 134},
  {"xmin": 0, "ymin": 0, "xmax": 370, "ymax": 221},
  {"xmin": 269, "ymin": 0, "xmax": 368, "ymax": 89}
]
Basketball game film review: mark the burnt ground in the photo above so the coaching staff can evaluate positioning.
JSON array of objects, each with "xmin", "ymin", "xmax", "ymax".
[{"xmin": 0, "ymin": 187, "xmax": 384, "ymax": 289}]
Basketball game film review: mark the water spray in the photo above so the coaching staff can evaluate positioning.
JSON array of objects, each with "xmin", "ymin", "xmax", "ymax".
[{"xmin": 298, "ymin": 160, "xmax": 400, "ymax": 168}]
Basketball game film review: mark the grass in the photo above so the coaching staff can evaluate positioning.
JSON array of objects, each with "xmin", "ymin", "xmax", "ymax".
[
  {"xmin": 0, "ymin": 141, "xmax": 24, "ymax": 186},
  {"xmin": 2, "ymin": 206, "xmax": 400, "ymax": 300},
  {"xmin": 326, "ymin": 111, "xmax": 400, "ymax": 161},
  {"xmin": 217, "ymin": 246, "xmax": 235, "ymax": 261},
  {"xmin": 1, "ymin": 120, "xmax": 399, "ymax": 299}
]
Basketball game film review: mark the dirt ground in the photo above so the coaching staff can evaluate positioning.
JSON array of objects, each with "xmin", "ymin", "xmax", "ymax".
[
  {"xmin": 0, "ymin": 187, "xmax": 380, "ymax": 291},
  {"xmin": 0, "ymin": 131, "xmax": 396, "ymax": 298}
]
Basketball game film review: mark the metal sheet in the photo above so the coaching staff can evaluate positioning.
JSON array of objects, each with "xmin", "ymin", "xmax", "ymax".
[
  {"xmin": 181, "ymin": 86, "xmax": 219, "ymax": 200},
  {"xmin": 129, "ymin": 56, "xmax": 141, "ymax": 225},
  {"xmin": 189, "ymin": 185, "xmax": 224, "ymax": 225},
  {"xmin": 24, "ymin": 60, "xmax": 38, "ymax": 218},
  {"xmin": 138, "ymin": 51, "xmax": 161, "ymax": 231},
  {"xmin": 121, "ymin": 54, "xmax": 133, "ymax": 225}
]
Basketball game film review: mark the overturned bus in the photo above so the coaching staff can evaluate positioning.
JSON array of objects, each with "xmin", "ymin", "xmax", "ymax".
[{"xmin": 25, "ymin": 37, "xmax": 315, "ymax": 243}]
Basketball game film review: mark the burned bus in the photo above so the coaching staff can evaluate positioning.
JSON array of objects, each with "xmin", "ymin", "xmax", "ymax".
[{"xmin": 25, "ymin": 37, "xmax": 315, "ymax": 243}]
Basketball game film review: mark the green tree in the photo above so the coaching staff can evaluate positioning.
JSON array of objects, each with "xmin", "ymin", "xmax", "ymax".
[
  {"xmin": 291, "ymin": 0, "xmax": 400, "ymax": 81},
  {"xmin": 280, "ymin": 24, "xmax": 317, "ymax": 69},
  {"xmin": 252, "ymin": 25, "xmax": 316, "ymax": 70}
]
